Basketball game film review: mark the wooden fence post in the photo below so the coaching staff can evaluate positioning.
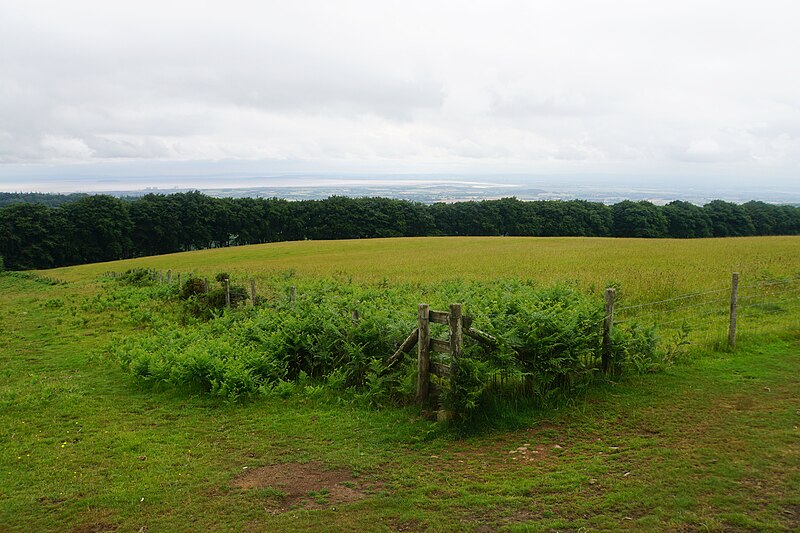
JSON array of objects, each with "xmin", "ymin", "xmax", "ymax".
[
  {"xmin": 203, "ymin": 278, "xmax": 209, "ymax": 292},
  {"xmin": 728, "ymin": 272, "xmax": 739, "ymax": 349},
  {"xmin": 249, "ymin": 279, "xmax": 256, "ymax": 306},
  {"xmin": 602, "ymin": 288, "xmax": 616, "ymax": 373},
  {"xmin": 352, "ymin": 309, "xmax": 360, "ymax": 322},
  {"xmin": 416, "ymin": 303, "xmax": 430, "ymax": 406},
  {"xmin": 177, "ymin": 273, "xmax": 181, "ymax": 287},
  {"xmin": 448, "ymin": 303, "xmax": 463, "ymax": 374},
  {"xmin": 224, "ymin": 278, "xmax": 231, "ymax": 308},
  {"xmin": 166, "ymin": 269, "xmax": 172, "ymax": 284},
  {"xmin": 290, "ymin": 286, "xmax": 296, "ymax": 303}
]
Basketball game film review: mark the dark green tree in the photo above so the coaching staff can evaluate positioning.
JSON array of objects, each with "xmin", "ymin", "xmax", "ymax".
[
  {"xmin": 703, "ymin": 200, "xmax": 756, "ymax": 237},
  {"xmin": 773, "ymin": 205, "xmax": 800, "ymax": 235},
  {"xmin": 492, "ymin": 197, "xmax": 541, "ymax": 236},
  {"xmin": 60, "ymin": 195, "xmax": 134, "ymax": 264},
  {"xmin": 611, "ymin": 200, "xmax": 668, "ymax": 238},
  {"xmin": 128, "ymin": 194, "xmax": 183, "ymax": 256},
  {"xmin": 741, "ymin": 201, "xmax": 785, "ymax": 235},
  {"xmin": 0, "ymin": 203, "xmax": 60, "ymax": 269},
  {"xmin": 663, "ymin": 201, "xmax": 712, "ymax": 238}
]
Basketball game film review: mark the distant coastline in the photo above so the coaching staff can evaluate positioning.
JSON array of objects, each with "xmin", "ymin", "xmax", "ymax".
[{"xmin": 2, "ymin": 177, "xmax": 799, "ymax": 206}]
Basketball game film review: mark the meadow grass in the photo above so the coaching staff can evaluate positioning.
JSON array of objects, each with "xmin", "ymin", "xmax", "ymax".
[
  {"xmin": 46, "ymin": 236, "xmax": 800, "ymax": 302},
  {"xmin": 0, "ymin": 236, "xmax": 797, "ymax": 531}
]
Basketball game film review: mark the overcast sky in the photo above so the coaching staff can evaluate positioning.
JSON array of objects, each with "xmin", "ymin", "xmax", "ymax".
[{"xmin": 1, "ymin": 0, "xmax": 799, "ymax": 192}]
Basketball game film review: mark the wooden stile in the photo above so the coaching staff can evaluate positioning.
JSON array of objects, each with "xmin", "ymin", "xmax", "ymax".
[
  {"xmin": 431, "ymin": 362, "xmax": 451, "ymax": 377},
  {"xmin": 383, "ymin": 328, "xmax": 419, "ymax": 374},
  {"xmin": 429, "ymin": 311, "xmax": 449, "ymax": 324},
  {"xmin": 412, "ymin": 303, "xmax": 466, "ymax": 410},
  {"xmin": 466, "ymin": 326, "xmax": 498, "ymax": 348},
  {"xmin": 448, "ymin": 303, "xmax": 463, "ymax": 360},
  {"xmin": 429, "ymin": 338, "xmax": 450, "ymax": 354}
]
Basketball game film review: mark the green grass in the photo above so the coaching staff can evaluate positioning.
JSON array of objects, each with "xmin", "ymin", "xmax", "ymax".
[{"xmin": 1, "ymin": 236, "xmax": 798, "ymax": 531}]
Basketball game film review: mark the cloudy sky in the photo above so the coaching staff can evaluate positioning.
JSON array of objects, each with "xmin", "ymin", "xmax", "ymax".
[{"xmin": 1, "ymin": 0, "xmax": 799, "ymax": 192}]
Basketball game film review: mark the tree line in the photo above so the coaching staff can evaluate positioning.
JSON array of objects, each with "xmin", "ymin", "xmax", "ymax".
[
  {"xmin": 1, "ymin": 192, "xmax": 798, "ymax": 270},
  {"xmin": 0, "ymin": 192, "xmax": 88, "ymax": 208}
]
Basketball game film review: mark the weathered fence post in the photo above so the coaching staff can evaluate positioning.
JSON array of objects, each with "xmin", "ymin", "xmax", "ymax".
[
  {"xmin": 290, "ymin": 286, "xmax": 296, "ymax": 303},
  {"xmin": 728, "ymin": 272, "xmax": 739, "ymax": 348},
  {"xmin": 416, "ymin": 303, "xmax": 430, "ymax": 406},
  {"xmin": 249, "ymin": 279, "xmax": 256, "ymax": 306},
  {"xmin": 203, "ymin": 278, "xmax": 210, "ymax": 292},
  {"xmin": 177, "ymin": 273, "xmax": 181, "ymax": 287},
  {"xmin": 352, "ymin": 309, "xmax": 360, "ymax": 322},
  {"xmin": 224, "ymin": 278, "xmax": 231, "ymax": 308},
  {"xmin": 166, "ymin": 269, "xmax": 172, "ymax": 284},
  {"xmin": 602, "ymin": 288, "xmax": 616, "ymax": 373},
  {"xmin": 448, "ymin": 303, "xmax": 463, "ymax": 373}
]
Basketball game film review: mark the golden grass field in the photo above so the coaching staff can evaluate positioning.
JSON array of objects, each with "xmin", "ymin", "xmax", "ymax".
[{"xmin": 46, "ymin": 236, "xmax": 800, "ymax": 302}]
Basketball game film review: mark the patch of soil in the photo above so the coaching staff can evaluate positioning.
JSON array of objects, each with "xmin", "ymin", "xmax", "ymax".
[
  {"xmin": 68, "ymin": 507, "xmax": 120, "ymax": 533},
  {"xmin": 389, "ymin": 517, "xmax": 427, "ymax": 532},
  {"xmin": 455, "ymin": 506, "xmax": 542, "ymax": 531},
  {"xmin": 781, "ymin": 503, "xmax": 800, "ymax": 528},
  {"xmin": 231, "ymin": 461, "xmax": 377, "ymax": 511},
  {"xmin": 37, "ymin": 496, "xmax": 65, "ymax": 506},
  {"xmin": 437, "ymin": 436, "xmax": 556, "ymax": 477},
  {"xmin": 70, "ymin": 522, "xmax": 118, "ymax": 533}
]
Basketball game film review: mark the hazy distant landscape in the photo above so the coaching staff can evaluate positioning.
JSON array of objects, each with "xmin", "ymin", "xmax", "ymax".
[
  {"xmin": 4, "ymin": 175, "xmax": 798, "ymax": 206},
  {"xmin": 124, "ymin": 179, "xmax": 800, "ymax": 205}
]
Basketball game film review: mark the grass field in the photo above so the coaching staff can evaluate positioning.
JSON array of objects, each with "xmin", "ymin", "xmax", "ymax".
[
  {"xmin": 49, "ymin": 236, "xmax": 800, "ymax": 300},
  {"xmin": 2, "ymin": 236, "xmax": 799, "ymax": 531}
]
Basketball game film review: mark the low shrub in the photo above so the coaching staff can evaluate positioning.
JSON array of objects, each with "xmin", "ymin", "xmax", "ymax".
[
  {"xmin": 111, "ymin": 276, "xmax": 660, "ymax": 418},
  {"xmin": 180, "ymin": 276, "xmax": 248, "ymax": 319},
  {"xmin": 118, "ymin": 268, "xmax": 155, "ymax": 286}
]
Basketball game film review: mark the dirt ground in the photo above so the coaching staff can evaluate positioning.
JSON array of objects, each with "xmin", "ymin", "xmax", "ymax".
[{"xmin": 232, "ymin": 461, "xmax": 379, "ymax": 512}]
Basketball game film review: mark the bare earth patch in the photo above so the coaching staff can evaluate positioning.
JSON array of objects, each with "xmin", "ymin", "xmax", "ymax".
[
  {"xmin": 68, "ymin": 508, "xmax": 119, "ymax": 533},
  {"xmin": 231, "ymin": 461, "xmax": 377, "ymax": 512}
]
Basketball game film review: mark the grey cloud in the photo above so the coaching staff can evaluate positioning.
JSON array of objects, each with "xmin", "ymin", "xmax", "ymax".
[
  {"xmin": 84, "ymin": 136, "xmax": 174, "ymax": 159},
  {"xmin": 1, "ymin": 0, "xmax": 799, "ymax": 185}
]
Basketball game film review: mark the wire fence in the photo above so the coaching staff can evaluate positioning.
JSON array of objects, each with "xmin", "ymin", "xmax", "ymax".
[
  {"xmin": 105, "ymin": 268, "xmax": 799, "ymax": 353},
  {"xmin": 613, "ymin": 275, "xmax": 800, "ymax": 351}
]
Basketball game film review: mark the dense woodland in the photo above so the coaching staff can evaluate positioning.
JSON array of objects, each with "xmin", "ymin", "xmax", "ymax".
[
  {"xmin": 0, "ymin": 192, "xmax": 88, "ymax": 208},
  {"xmin": 1, "ymin": 191, "xmax": 799, "ymax": 270}
]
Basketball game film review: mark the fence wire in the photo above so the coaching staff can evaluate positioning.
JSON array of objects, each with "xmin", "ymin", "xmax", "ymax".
[
  {"xmin": 614, "ymin": 276, "xmax": 800, "ymax": 351},
  {"xmin": 108, "ymin": 268, "xmax": 799, "ymax": 352}
]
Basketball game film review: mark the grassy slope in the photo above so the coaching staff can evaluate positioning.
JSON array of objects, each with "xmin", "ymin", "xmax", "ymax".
[
  {"xmin": 1, "ymin": 236, "xmax": 799, "ymax": 531},
  {"xmin": 48, "ymin": 236, "xmax": 800, "ymax": 301}
]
